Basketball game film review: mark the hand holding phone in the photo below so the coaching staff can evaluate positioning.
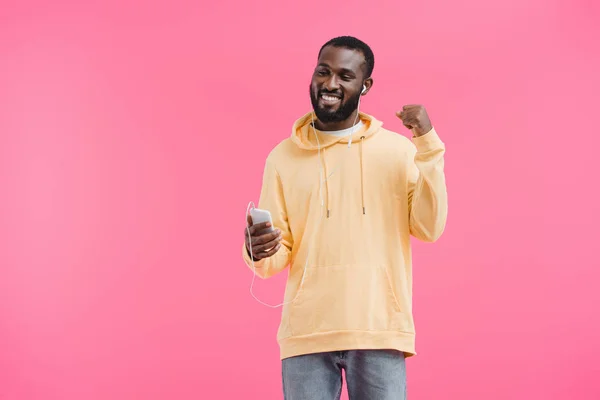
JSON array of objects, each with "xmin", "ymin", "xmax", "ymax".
[{"xmin": 245, "ymin": 208, "xmax": 282, "ymax": 261}]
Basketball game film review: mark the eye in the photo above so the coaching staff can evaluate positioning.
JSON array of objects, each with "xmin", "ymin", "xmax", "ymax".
[
  {"xmin": 341, "ymin": 74, "xmax": 353, "ymax": 81},
  {"xmin": 316, "ymin": 69, "xmax": 329, "ymax": 76}
]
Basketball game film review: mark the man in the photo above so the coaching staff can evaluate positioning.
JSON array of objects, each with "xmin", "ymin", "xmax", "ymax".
[{"xmin": 242, "ymin": 36, "xmax": 447, "ymax": 400}]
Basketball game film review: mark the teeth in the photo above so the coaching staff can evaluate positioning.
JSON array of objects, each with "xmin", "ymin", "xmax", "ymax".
[{"xmin": 322, "ymin": 95, "xmax": 340, "ymax": 101}]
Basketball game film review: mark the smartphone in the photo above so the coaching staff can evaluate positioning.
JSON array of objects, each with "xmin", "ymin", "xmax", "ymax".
[{"xmin": 249, "ymin": 207, "xmax": 275, "ymax": 236}]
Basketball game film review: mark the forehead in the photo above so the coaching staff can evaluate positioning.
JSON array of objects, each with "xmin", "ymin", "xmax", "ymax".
[{"xmin": 317, "ymin": 45, "xmax": 366, "ymax": 74}]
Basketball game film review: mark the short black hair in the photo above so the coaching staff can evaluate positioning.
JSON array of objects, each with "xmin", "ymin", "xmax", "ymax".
[{"xmin": 318, "ymin": 36, "xmax": 375, "ymax": 78}]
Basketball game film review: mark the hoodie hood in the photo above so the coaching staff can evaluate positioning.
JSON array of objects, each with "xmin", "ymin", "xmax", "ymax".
[{"xmin": 291, "ymin": 111, "xmax": 383, "ymax": 150}]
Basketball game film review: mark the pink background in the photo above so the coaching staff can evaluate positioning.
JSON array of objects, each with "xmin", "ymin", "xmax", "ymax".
[{"xmin": 1, "ymin": 0, "xmax": 599, "ymax": 399}]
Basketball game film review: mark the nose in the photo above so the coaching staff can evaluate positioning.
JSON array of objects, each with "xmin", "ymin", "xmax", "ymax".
[{"xmin": 323, "ymin": 75, "xmax": 340, "ymax": 91}]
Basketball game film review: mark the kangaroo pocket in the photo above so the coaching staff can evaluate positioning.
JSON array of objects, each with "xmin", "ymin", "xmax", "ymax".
[{"xmin": 289, "ymin": 264, "xmax": 411, "ymax": 337}]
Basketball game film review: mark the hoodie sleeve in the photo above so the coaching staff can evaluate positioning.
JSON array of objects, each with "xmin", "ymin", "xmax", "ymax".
[
  {"xmin": 242, "ymin": 155, "xmax": 293, "ymax": 279},
  {"xmin": 406, "ymin": 128, "xmax": 448, "ymax": 242}
]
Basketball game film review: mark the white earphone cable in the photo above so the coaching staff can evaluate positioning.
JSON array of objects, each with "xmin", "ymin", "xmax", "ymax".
[{"xmin": 247, "ymin": 88, "xmax": 363, "ymax": 308}]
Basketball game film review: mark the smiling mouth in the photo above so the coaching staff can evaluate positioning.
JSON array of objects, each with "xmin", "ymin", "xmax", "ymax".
[{"xmin": 319, "ymin": 93, "xmax": 342, "ymax": 106}]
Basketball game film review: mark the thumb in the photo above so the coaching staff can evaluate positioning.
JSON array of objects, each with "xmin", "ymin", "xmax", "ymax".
[{"xmin": 247, "ymin": 213, "xmax": 253, "ymax": 226}]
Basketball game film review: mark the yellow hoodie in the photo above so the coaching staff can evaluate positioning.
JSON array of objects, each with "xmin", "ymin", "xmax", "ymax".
[{"xmin": 242, "ymin": 111, "xmax": 447, "ymax": 360}]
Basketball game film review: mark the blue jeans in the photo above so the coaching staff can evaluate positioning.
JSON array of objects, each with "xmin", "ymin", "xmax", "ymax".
[{"xmin": 282, "ymin": 349, "xmax": 406, "ymax": 400}]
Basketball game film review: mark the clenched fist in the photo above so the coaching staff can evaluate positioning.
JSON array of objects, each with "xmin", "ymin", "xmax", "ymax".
[{"xmin": 396, "ymin": 105, "xmax": 432, "ymax": 137}]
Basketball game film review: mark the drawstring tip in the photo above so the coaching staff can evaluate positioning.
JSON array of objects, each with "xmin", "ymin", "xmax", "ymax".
[
  {"xmin": 362, "ymin": 207, "xmax": 366, "ymax": 215},
  {"xmin": 327, "ymin": 209, "xmax": 330, "ymax": 218}
]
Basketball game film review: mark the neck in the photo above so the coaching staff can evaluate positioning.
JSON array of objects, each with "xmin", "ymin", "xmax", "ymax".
[{"xmin": 314, "ymin": 110, "xmax": 359, "ymax": 131}]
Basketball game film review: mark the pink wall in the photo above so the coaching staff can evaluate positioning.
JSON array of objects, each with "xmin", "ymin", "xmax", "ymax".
[{"xmin": 1, "ymin": 0, "xmax": 599, "ymax": 398}]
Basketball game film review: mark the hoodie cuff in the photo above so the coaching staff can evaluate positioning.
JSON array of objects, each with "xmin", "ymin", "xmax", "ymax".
[{"xmin": 412, "ymin": 127, "xmax": 444, "ymax": 152}]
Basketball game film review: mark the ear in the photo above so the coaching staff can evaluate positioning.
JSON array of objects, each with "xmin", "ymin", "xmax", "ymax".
[{"xmin": 361, "ymin": 77, "xmax": 373, "ymax": 95}]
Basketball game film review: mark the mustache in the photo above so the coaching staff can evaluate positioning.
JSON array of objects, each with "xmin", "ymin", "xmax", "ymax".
[{"xmin": 317, "ymin": 89, "xmax": 343, "ymax": 98}]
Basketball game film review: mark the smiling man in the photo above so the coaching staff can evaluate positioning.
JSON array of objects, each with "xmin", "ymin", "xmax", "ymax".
[{"xmin": 243, "ymin": 36, "xmax": 448, "ymax": 400}]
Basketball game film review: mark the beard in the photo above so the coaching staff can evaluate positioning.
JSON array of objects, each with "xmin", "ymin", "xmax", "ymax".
[{"xmin": 310, "ymin": 85, "xmax": 361, "ymax": 124}]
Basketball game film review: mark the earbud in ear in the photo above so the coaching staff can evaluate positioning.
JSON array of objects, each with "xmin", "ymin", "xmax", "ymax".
[{"xmin": 362, "ymin": 84, "xmax": 367, "ymax": 94}]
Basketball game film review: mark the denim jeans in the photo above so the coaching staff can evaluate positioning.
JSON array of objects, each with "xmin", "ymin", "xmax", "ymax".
[{"xmin": 282, "ymin": 349, "xmax": 406, "ymax": 400}]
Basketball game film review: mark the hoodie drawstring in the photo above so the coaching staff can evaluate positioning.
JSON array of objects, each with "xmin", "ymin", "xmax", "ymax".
[
  {"xmin": 360, "ymin": 136, "xmax": 366, "ymax": 215},
  {"xmin": 300, "ymin": 112, "xmax": 382, "ymax": 218},
  {"xmin": 320, "ymin": 136, "xmax": 366, "ymax": 218},
  {"xmin": 321, "ymin": 147, "xmax": 331, "ymax": 218}
]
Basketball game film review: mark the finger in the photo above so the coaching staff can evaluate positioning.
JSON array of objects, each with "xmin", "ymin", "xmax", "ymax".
[
  {"xmin": 400, "ymin": 114, "xmax": 414, "ymax": 126},
  {"xmin": 252, "ymin": 235, "xmax": 281, "ymax": 252},
  {"xmin": 397, "ymin": 112, "xmax": 410, "ymax": 123},
  {"xmin": 402, "ymin": 117, "xmax": 417, "ymax": 127},
  {"xmin": 246, "ymin": 214, "xmax": 253, "ymax": 226},
  {"xmin": 401, "ymin": 111, "xmax": 418, "ymax": 122},
  {"xmin": 255, "ymin": 243, "xmax": 282, "ymax": 259},
  {"xmin": 253, "ymin": 236, "xmax": 282, "ymax": 254},
  {"xmin": 248, "ymin": 221, "xmax": 273, "ymax": 236},
  {"xmin": 251, "ymin": 228, "xmax": 280, "ymax": 245},
  {"xmin": 251, "ymin": 229, "xmax": 281, "ymax": 246},
  {"xmin": 398, "ymin": 109, "xmax": 416, "ymax": 119}
]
